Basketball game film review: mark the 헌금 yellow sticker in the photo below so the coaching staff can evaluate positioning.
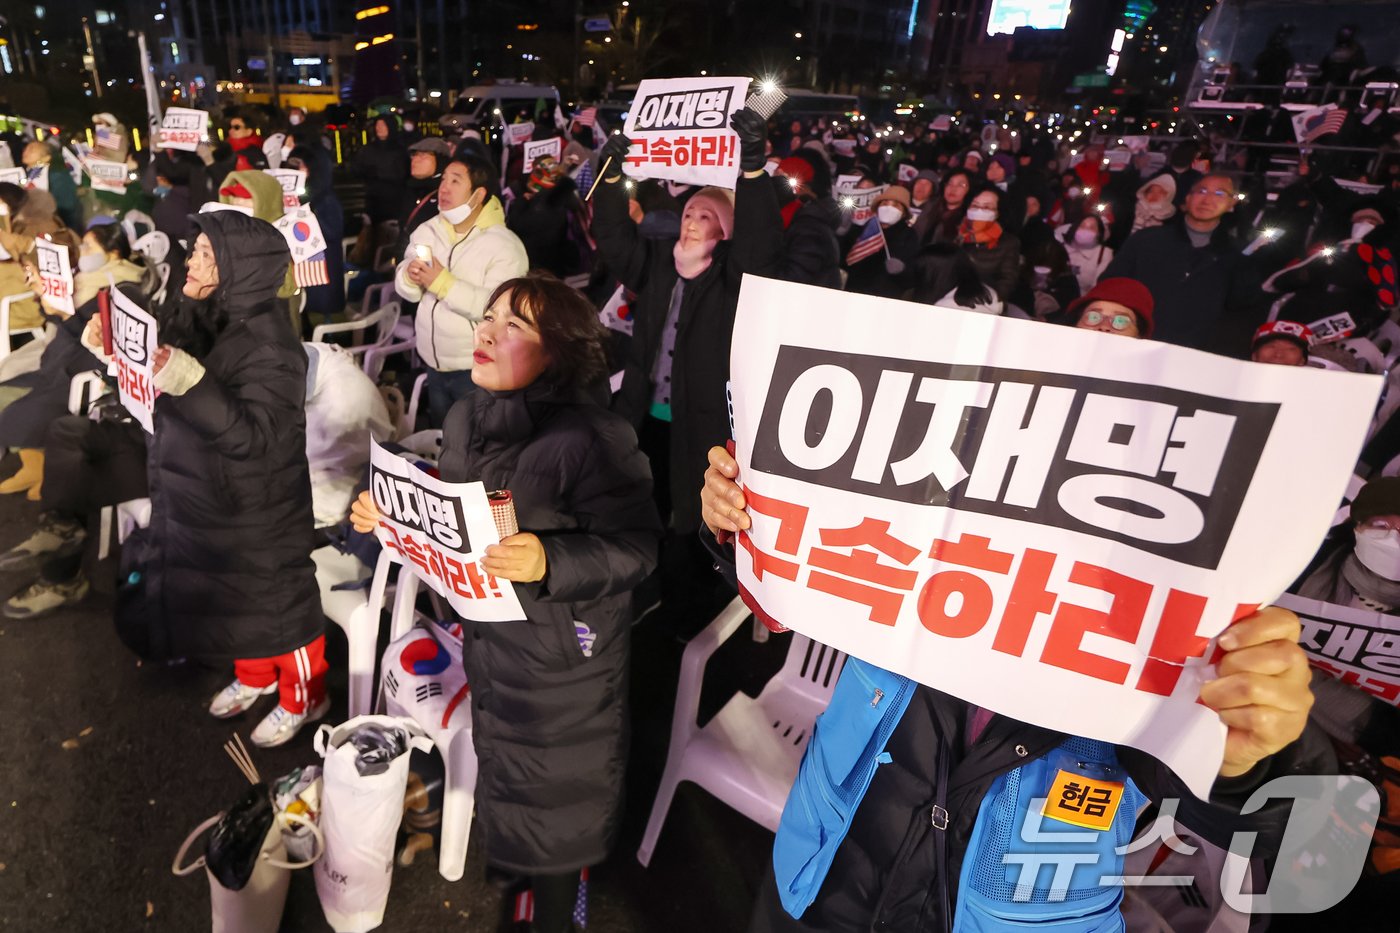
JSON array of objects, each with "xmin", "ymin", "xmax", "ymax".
[{"xmin": 1041, "ymin": 769, "xmax": 1124, "ymax": 831}]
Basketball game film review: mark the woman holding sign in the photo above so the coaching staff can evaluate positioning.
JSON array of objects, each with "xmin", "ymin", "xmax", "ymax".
[
  {"xmin": 351, "ymin": 272, "xmax": 660, "ymax": 933},
  {"xmin": 86, "ymin": 210, "xmax": 328, "ymax": 749}
]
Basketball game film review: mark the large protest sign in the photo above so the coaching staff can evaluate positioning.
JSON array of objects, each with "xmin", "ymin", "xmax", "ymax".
[
  {"xmin": 729, "ymin": 276, "xmax": 1381, "ymax": 798},
  {"xmin": 34, "ymin": 237, "xmax": 74, "ymax": 316},
  {"xmin": 504, "ymin": 121, "xmax": 536, "ymax": 147},
  {"xmin": 84, "ymin": 157, "xmax": 130, "ymax": 194},
  {"xmin": 157, "ymin": 107, "xmax": 208, "ymax": 151},
  {"xmin": 0, "ymin": 167, "xmax": 25, "ymax": 187},
  {"xmin": 1277, "ymin": 592, "xmax": 1400, "ymax": 707},
  {"xmin": 264, "ymin": 168, "xmax": 306, "ymax": 211},
  {"xmin": 522, "ymin": 136, "xmax": 562, "ymax": 173},
  {"xmin": 369, "ymin": 443, "xmax": 527, "ymax": 622},
  {"xmin": 109, "ymin": 288, "xmax": 158, "ymax": 433},
  {"xmin": 622, "ymin": 76, "xmax": 750, "ymax": 188}
]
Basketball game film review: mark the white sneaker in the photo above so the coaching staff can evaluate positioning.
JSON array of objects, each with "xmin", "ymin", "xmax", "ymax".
[
  {"xmin": 249, "ymin": 696, "xmax": 331, "ymax": 749},
  {"xmin": 208, "ymin": 679, "xmax": 278, "ymax": 719}
]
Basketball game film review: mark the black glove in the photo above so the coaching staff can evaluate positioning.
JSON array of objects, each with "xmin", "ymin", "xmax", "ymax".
[
  {"xmin": 731, "ymin": 109, "xmax": 768, "ymax": 173},
  {"xmin": 598, "ymin": 134, "xmax": 631, "ymax": 181}
]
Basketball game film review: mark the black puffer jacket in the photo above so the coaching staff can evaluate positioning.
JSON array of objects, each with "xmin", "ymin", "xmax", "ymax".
[
  {"xmin": 353, "ymin": 128, "xmax": 409, "ymax": 225},
  {"xmin": 144, "ymin": 211, "xmax": 322, "ymax": 663},
  {"xmin": 439, "ymin": 381, "xmax": 661, "ymax": 873},
  {"xmin": 592, "ymin": 172, "xmax": 783, "ymax": 534}
]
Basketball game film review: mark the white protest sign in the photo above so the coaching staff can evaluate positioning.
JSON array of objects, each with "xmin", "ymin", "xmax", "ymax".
[
  {"xmin": 831, "ymin": 139, "xmax": 857, "ymax": 158},
  {"xmin": 522, "ymin": 136, "xmax": 562, "ymax": 174},
  {"xmin": 834, "ymin": 174, "xmax": 861, "ymax": 194},
  {"xmin": 0, "ymin": 168, "xmax": 24, "ymax": 187},
  {"xmin": 840, "ymin": 183, "xmax": 887, "ymax": 224},
  {"xmin": 930, "ymin": 114, "xmax": 953, "ymax": 132},
  {"xmin": 1307, "ymin": 311, "xmax": 1356, "ymax": 344},
  {"xmin": 504, "ymin": 121, "xmax": 536, "ymax": 147},
  {"xmin": 728, "ymin": 275, "xmax": 1382, "ymax": 799},
  {"xmin": 157, "ymin": 107, "xmax": 208, "ymax": 152},
  {"xmin": 1276, "ymin": 592, "xmax": 1400, "ymax": 707},
  {"xmin": 109, "ymin": 288, "xmax": 159, "ymax": 434},
  {"xmin": 622, "ymin": 76, "xmax": 750, "ymax": 188},
  {"xmin": 369, "ymin": 442, "xmax": 527, "ymax": 622},
  {"xmin": 23, "ymin": 165, "xmax": 48, "ymax": 191},
  {"xmin": 34, "ymin": 237, "xmax": 74, "ymax": 315},
  {"xmin": 265, "ymin": 168, "xmax": 306, "ymax": 212},
  {"xmin": 274, "ymin": 206, "xmax": 327, "ymax": 263},
  {"xmin": 84, "ymin": 158, "xmax": 130, "ymax": 194}
]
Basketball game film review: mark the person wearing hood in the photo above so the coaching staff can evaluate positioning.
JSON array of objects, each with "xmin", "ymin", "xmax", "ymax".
[
  {"xmin": 147, "ymin": 149, "xmax": 206, "ymax": 244},
  {"xmin": 396, "ymin": 154, "xmax": 529, "ymax": 426},
  {"xmin": 914, "ymin": 168, "xmax": 973, "ymax": 246},
  {"xmin": 81, "ymin": 210, "xmax": 328, "ymax": 747},
  {"xmin": 21, "ymin": 141, "xmax": 81, "ymax": 231},
  {"xmin": 0, "ymin": 183, "xmax": 80, "ymax": 334},
  {"xmin": 984, "ymin": 153, "xmax": 1015, "ymax": 192},
  {"xmin": 1132, "ymin": 174, "xmax": 1177, "ymax": 234},
  {"xmin": 591, "ymin": 110, "xmax": 785, "ymax": 637},
  {"xmin": 842, "ymin": 184, "xmax": 917, "ymax": 299},
  {"xmin": 908, "ymin": 169, "xmax": 938, "ymax": 220},
  {"xmin": 507, "ymin": 154, "xmax": 589, "ymax": 278},
  {"xmin": 772, "ymin": 150, "xmax": 843, "ymax": 289},
  {"xmin": 1059, "ymin": 213, "xmax": 1115, "ymax": 295},
  {"xmin": 354, "ymin": 114, "xmax": 410, "ymax": 227},
  {"xmin": 216, "ymin": 169, "xmax": 302, "ymax": 331},
  {"xmin": 350, "ymin": 273, "xmax": 660, "ymax": 933}
]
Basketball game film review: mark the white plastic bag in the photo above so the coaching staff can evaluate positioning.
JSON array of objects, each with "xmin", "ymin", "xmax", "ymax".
[{"xmin": 313, "ymin": 715, "xmax": 431, "ymax": 932}]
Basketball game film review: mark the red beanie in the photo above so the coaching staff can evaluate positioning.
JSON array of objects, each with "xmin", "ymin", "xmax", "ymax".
[
  {"xmin": 776, "ymin": 156, "xmax": 816, "ymax": 190},
  {"xmin": 1064, "ymin": 277, "xmax": 1156, "ymax": 336},
  {"xmin": 219, "ymin": 181, "xmax": 254, "ymax": 201}
]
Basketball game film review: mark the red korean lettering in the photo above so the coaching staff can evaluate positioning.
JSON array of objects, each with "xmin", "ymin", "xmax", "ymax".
[
  {"xmin": 442, "ymin": 554, "xmax": 488, "ymax": 599},
  {"xmin": 399, "ymin": 532, "xmax": 434, "ymax": 579},
  {"xmin": 716, "ymin": 135, "xmax": 734, "ymax": 166},
  {"xmin": 1135, "ymin": 589, "xmax": 1210, "ymax": 696},
  {"xmin": 672, "ymin": 135, "xmax": 693, "ymax": 166},
  {"xmin": 649, "ymin": 137, "xmax": 673, "ymax": 167},
  {"xmin": 807, "ymin": 518, "xmax": 920, "ymax": 626},
  {"xmin": 378, "ymin": 522, "xmax": 403, "ymax": 555},
  {"xmin": 917, "ymin": 534, "xmax": 1013, "ymax": 639},
  {"xmin": 624, "ymin": 138, "xmax": 649, "ymax": 167},
  {"xmin": 990, "ymin": 549, "xmax": 1059, "ymax": 657},
  {"xmin": 736, "ymin": 488, "xmax": 809, "ymax": 582},
  {"xmin": 1042, "ymin": 563, "xmax": 1152, "ymax": 685}
]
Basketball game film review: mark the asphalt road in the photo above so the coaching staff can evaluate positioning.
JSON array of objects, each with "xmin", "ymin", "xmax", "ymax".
[{"xmin": 0, "ymin": 464, "xmax": 780, "ymax": 932}]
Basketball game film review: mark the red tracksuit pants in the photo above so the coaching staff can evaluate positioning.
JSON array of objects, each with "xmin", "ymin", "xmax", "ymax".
[{"xmin": 233, "ymin": 635, "xmax": 328, "ymax": 714}]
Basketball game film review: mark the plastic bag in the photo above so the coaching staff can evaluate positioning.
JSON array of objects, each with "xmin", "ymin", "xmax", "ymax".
[{"xmin": 206, "ymin": 784, "xmax": 275, "ymax": 892}]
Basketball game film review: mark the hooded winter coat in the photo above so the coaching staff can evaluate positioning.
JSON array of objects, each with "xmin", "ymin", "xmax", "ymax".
[
  {"xmin": 353, "ymin": 121, "xmax": 410, "ymax": 225},
  {"xmin": 142, "ymin": 210, "xmax": 322, "ymax": 663},
  {"xmin": 439, "ymin": 381, "xmax": 661, "ymax": 873}
]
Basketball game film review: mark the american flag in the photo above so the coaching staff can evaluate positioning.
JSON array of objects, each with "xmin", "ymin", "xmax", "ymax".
[
  {"xmin": 1292, "ymin": 105, "xmax": 1347, "ymax": 145},
  {"xmin": 845, "ymin": 217, "xmax": 886, "ymax": 265},
  {"xmin": 573, "ymin": 107, "xmax": 598, "ymax": 128},
  {"xmin": 294, "ymin": 256, "xmax": 329, "ymax": 288}
]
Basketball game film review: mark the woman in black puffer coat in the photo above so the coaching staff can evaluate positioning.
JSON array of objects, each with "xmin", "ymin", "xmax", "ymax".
[
  {"xmin": 94, "ymin": 210, "xmax": 328, "ymax": 749},
  {"xmin": 352, "ymin": 272, "xmax": 660, "ymax": 933}
]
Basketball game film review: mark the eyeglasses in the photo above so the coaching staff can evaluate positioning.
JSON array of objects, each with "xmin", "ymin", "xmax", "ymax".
[
  {"xmin": 1190, "ymin": 187, "xmax": 1231, "ymax": 199},
  {"xmin": 1082, "ymin": 310, "xmax": 1135, "ymax": 331}
]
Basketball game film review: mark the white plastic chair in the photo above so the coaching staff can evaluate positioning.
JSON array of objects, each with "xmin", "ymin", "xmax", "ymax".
[
  {"xmin": 152, "ymin": 261, "xmax": 171, "ymax": 304},
  {"xmin": 637, "ymin": 597, "xmax": 846, "ymax": 867},
  {"xmin": 379, "ymin": 564, "xmax": 476, "ymax": 882},
  {"xmin": 406, "ymin": 372, "xmax": 428, "ymax": 433},
  {"xmin": 312, "ymin": 544, "xmax": 395, "ymax": 720},
  {"xmin": 131, "ymin": 230, "xmax": 170, "ymax": 264},
  {"xmin": 362, "ymin": 312, "xmax": 417, "ymax": 381},
  {"xmin": 355, "ymin": 281, "xmax": 397, "ymax": 320},
  {"xmin": 67, "ymin": 371, "xmax": 109, "ymax": 413},
  {"xmin": 0, "ymin": 292, "xmax": 44, "ymax": 363},
  {"xmin": 120, "ymin": 209, "xmax": 156, "ymax": 243},
  {"xmin": 311, "ymin": 301, "xmax": 400, "ymax": 360},
  {"xmin": 66, "ymin": 372, "xmax": 152, "ymax": 560},
  {"xmin": 397, "ymin": 428, "xmax": 444, "ymax": 462}
]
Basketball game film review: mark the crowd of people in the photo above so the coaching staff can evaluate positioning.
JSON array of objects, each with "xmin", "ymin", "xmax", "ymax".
[{"xmin": 0, "ymin": 87, "xmax": 1398, "ymax": 931}]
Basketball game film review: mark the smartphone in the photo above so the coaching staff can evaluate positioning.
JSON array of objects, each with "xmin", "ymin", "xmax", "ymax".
[{"xmin": 414, "ymin": 244, "xmax": 432, "ymax": 262}]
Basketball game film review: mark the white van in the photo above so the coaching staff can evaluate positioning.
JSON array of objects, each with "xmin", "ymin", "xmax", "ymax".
[{"xmin": 440, "ymin": 83, "xmax": 561, "ymax": 141}]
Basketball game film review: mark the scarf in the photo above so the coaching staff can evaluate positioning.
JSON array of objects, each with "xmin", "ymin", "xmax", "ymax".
[
  {"xmin": 1342, "ymin": 552, "xmax": 1400, "ymax": 612},
  {"xmin": 673, "ymin": 237, "xmax": 717, "ymax": 280},
  {"xmin": 958, "ymin": 219, "xmax": 1003, "ymax": 249},
  {"xmin": 1132, "ymin": 198, "xmax": 1176, "ymax": 234}
]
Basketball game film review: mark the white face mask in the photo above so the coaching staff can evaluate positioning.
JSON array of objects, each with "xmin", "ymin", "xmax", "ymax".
[
  {"xmin": 77, "ymin": 252, "xmax": 106, "ymax": 273},
  {"xmin": 403, "ymin": 121, "xmax": 416, "ymax": 133},
  {"xmin": 966, "ymin": 207, "xmax": 997, "ymax": 223},
  {"xmin": 1352, "ymin": 220, "xmax": 1378, "ymax": 241},
  {"xmin": 1074, "ymin": 228, "xmax": 1099, "ymax": 246},
  {"xmin": 877, "ymin": 205, "xmax": 904, "ymax": 226},
  {"xmin": 288, "ymin": 113, "xmax": 304, "ymax": 126},
  {"xmin": 1356, "ymin": 526, "xmax": 1400, "ymax": 580},
  {"xmin": 440, "ymin": 200, "xmax": 475, "ymax": 225}
]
